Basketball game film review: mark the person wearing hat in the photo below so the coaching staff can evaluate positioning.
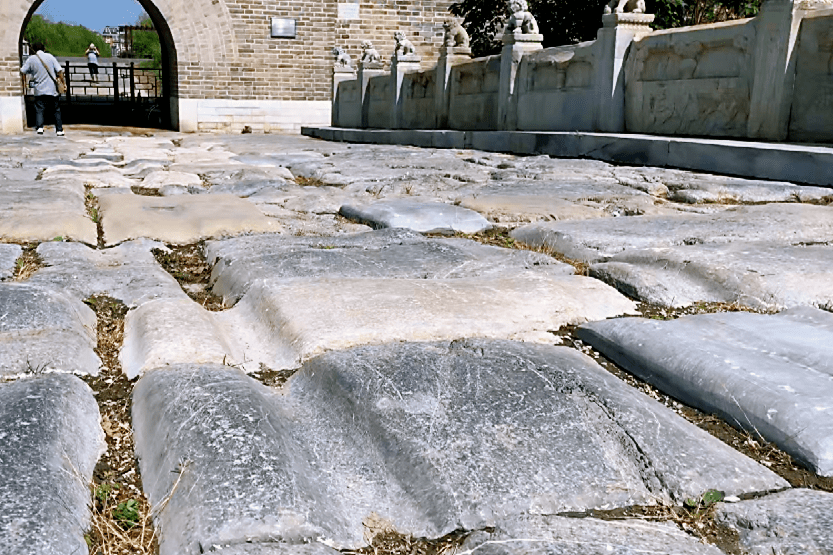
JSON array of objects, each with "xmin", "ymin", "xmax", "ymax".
[
  {"xmin": 85, "ymin": 43, "xmax": 100, "ymax": 82},
  {"xmin": 19, "ymin": 41, "xmax": 65, "ymax": 136}
]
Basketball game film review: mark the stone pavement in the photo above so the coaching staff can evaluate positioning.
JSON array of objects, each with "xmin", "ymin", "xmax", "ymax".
[{"xmin": 0, "ymin": 128, "xmax": 832, "ymax": 555}]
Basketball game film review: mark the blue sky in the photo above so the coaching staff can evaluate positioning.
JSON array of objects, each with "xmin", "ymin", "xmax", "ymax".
[{"xmin": 35, "ymin": 0, "xmax": 148, "ymax": 32}]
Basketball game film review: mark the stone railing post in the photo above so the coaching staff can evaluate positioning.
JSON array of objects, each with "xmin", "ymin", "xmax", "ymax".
[
  {"xmin": 391, "ymin": 51, "xmax": 421, "ymax": 129},
  {"xmin": 435, "ymin": 46, "xmax": 472, "ymax": 129},
  {"xmin": 747, "ymin": 0, "xmax": 806, "ymax": 141},
  {"xmin": 358, "ymin": 60, "xmax": 386, "ymax": 128},
  {"xmin": 595, "ymin": 12, "xmax": 654, "ymax": 132},
  {"xmin": 332, "ymin": 64, "xmax": 357, "ymax": 127},
  {"xmin": 498, "ymin": 32, "xmax": 543, "ymax": 130}
]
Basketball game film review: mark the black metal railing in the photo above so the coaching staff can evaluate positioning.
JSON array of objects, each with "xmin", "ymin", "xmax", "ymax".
[{"xmin": 61, "ymin": 61, "xmax": 161, "ymax": 103}]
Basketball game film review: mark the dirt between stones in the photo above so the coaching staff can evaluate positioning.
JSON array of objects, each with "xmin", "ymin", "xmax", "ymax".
[{"xmin": 151, "ymin": 242, "xmax": 225, "ymax": 311}]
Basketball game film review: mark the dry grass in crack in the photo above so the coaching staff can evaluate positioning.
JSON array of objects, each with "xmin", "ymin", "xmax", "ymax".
[
  {"xmin": 130, "ymin": 186, "xmax": 163, "ymax": 197},
  {"xmin": 81, "ymin": 295, "xmax": 158, "ymax": 555},
  {"xmin": 85, "ymin": 186, "xmax": 104, "ymax": 247},
  {"xmin": 295, "ymin": 175, "xmax": 327, "ymax": 187},
  {"xmin": 152, "ymin": 243, "xmax": 225, "ymax": 310},
  {"xmin": 343, "ymin": 529, "xmax": 470, "ymax": 555},
  {"xmin": 13, "ymin": 244, "xmax": 43, "ymax": 281}
]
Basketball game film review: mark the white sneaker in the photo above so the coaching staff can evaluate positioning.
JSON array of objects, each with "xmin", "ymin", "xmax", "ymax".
[
  {"xmin": 57, "ymin": 131, "xmax": 65, "ymax": 137},
  {"xmin": 36, "ymin": 128, "xmax": 43, "ymax": 135}
]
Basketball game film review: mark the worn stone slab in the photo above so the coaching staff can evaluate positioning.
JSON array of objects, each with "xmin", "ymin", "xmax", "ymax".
[
  {"xmin": 716, "ymin": 489, "xmax": 833, "ymax": 555},
  {"xmin": 42, "ymin": 167, "xmax": 137, "ymax": 188},
  {"xmin": 208, "ymin": 180, "xmax": 289, "ymax": 198},
  {"xmin": 460, "ymin": 514, "xmax": 724, "ymax": 555},
  {"xmin": 30, "ymin": 240, "xmax": 186, "ymax": 307},
  {"xmin": 121, "ymin": 298, "xmax": 236, "ymax": 378},
  {"xmin": 0, "ymin": 180, "xmax": 97, "ymax": 244},
  {"xmin": 589, "ymin": 241, "xmax": 833, "ymax": 310},
  {"xmin": 134, "ymin": 346, "xmax": 782, "ymax": 553},
  {"xmin": 217, "ymin": 273, "xmax": 636, "ymax": 369},
  {"xmin": 97, "ymin": 190, "xmax": 281, "ymax": 245},
  {"xmin": 340, "ymin": 199, "xmax": 492, "ymax": 234},
  {"xmin": 206, "ymin": 229, "xmax": 574, "ymax": 304},
  {"xmin": 141, "ymin": 170, "xmax": 203, "ymax": 189},
  {"xmin": 511, "ymin": 204, "xmax": 833, "ymax": 262},
  {"xmin": 0, "ymin": 374, "xmax": 105, "ymax": 555},
  {"xmin": 657, "ymin": 171, "xmax": 833, "ymax": 204},
  {"xmin": 0, "ymin": 244, "xmax": 22, "ymax": 280},
  {"xmin": 0, "ymin": 283, "xmax": 100, "ymax": 376},
  {"xmin": 577, "ymin": 307, "xmax": 833, "ymax": 476}
]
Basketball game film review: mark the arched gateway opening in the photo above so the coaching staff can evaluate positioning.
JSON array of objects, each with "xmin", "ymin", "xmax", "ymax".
[{"xmin": 18, "ymin": 0, "xmax": 178, "ymax": 130}]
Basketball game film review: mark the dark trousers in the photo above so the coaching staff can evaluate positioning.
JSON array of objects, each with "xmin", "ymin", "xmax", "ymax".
[
  {"xmin": 88, "ymin": 63, "xmax": 99, "ymax": 75},
  {"xmin": 33, "ymin": 95, "xmax": 62, "ymax": 131}
]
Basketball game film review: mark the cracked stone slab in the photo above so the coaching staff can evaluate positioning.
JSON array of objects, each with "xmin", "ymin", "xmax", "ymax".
[
  {"xmin": 0, "ymin": 374, "xmax": 105, "ymax": 555},
  {"xmin": 206, "ymin": 229, "xmax": 574, "ymax": 305},
  {"xmin": 589, "ymin": 241, "xmax": 833, "ymax": 310},
  {"xmin": 0, "ymin": 283, "xmax": 100, "ymax": 376},
  {"xmin": 29, "ymin": 240, "xmax": 186, "ymax": 307},
  {"xmin": 716, "ymin": 489, "xmax": 833, "ymax": 555},
  {"xmin": 97, "ymin": 190, "xmax": 281, "ymax": 245},
  {"xmin": 460, "ymin": 514, "xmax": 724, "ymax": 554},
  {"xmin": 215, "ymin": 272, "xmax": 636, "ymax": 369},
  {"xmin": 0, "ymin": 244, "xmax": 22, "ymax": 280},
  {"xmin": 0, "ymin": 180, "xmax": 97, "ymax": 244},
  {"xmin": 511, "ymin": 204, "xmax": 833, "ymax": 262},
  {"xmin": 133, "ymin": 344, "xmax": 783, "ymax": 553},
  {"xmin": 656, "ymin": 170, "xmax": 833, "ymax": 204},
  {"xmin": 577, "ymin": 307, "xmax": 833, "ymax": 476},
  {"xmin": 339, "ymin": 199, "xmax": 492, "ymax": 234}
]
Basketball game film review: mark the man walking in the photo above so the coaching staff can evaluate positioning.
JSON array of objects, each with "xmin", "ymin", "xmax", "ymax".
[{"xmin": 20, "ymin": 41, "xmax": 65, "ymax": 136}]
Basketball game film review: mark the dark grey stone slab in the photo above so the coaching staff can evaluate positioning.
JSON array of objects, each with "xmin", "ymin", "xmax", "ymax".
[
  {"xmin": 133, "ymin": 343, "xmax": 783, "ymax": 553},
  {"xmin": 0, "ymin": 283, "xmax": 100, "ymax": 376},
  {"xmin": 589, "ymin": 241, "xmax": 833, "ymax": 310},
  {"xmin": 0, "ymin": 374, "xmax": 105, "ymax": 555},
  {"xmin": 0, "ymin": 244, "xmax": 22, "ymax": 280},
  {"xmin": 340, "ymin": 199, "xmax": 492, "ymax": 234},
  {"xmin": 511, "ymin": 204, "xmax": 833, "ymax": 262},
  {"xmin": 206, "ymin": 228, "xmax": 573, "ymax": 304},
  {"xmin": 30, "ymin": 240, "xmax": 187, "ymax": 306},
  {"xmin": 460, "ymin": 514, "xmax": 724, "ymax": 555},
  {"xmin": 577, "ymin": 307, "xmax": 833, "ymax": 476},
  {"xmin": 716, "ymin": 489, "xmax": 833, "ymax": 555}
]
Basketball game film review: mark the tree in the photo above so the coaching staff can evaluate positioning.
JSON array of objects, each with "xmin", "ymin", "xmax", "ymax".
[
  {"xmin": 24, "ymin": 15, "xmax": 112, "ymax": 57},
  {"xmin": 449, "ymin": 0, "xmax": 763, "ymax": 57},
  {"xmin": 131, "ymin": 16, "xmax": 162, "ymax": 70}
]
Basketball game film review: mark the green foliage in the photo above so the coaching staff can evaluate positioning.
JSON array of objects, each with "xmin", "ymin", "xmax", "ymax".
[
  {"xmin": 449, "ymin": 0, "xmax": 763, "ymax": 56},
  {"xmin": 24, "ymin": 15, "xmax": 111, "ymax": 57},
  {"xmin": 132, "ymin": 17, "xmax": 162, "ymax": 70},
  {"xmin": 113, "ymin": 498, "xmax": 140, "ymax": 529}
]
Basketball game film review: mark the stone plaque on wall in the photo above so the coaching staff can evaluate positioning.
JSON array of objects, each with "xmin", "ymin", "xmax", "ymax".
[{"xmin": 338, "ymin": 2, "xmax": 360, "ymax": 20}]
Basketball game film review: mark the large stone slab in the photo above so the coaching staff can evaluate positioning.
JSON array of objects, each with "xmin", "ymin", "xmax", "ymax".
[
  {"xmin": 589, "ymin": 241, "xmax": 833, "ymax": 310},
  {"xmin": 0, "ymin": 283, "xmax": 100, "ymax": 376},
  {"xmin": 29, "ymin": 240, "xmax": 186, "ymax": 306},
  {"xmin": 206, "ymin": 229, "xmax": 574, "ymax": 304},
  {"xmin": 216, "ymin": 273, "xmax": 636, "ymax": 369},
  {"xmin": 340, "ymin": 199, "xmax": 492, "ymax": 234},
  {"xmin": 133, "ymin": 344, "xmax": 783, "ymax": 553},
  {"xmin": 141, "ymin": 170, "xmax": 203, "ymax": 189},
  {"xmin": 0, "ymin": 244, "xmax": 22, "ymax": 280},
  {"xmin": 97, "ymin": 191, "xmax": 281, "ymax": 245},
  {"xmin": 511, "ymin": 204, "xmax": 833, "ymax": 262},
  {"xmin": 460, "ymin": 514, "xmax": 724, "ymax": 555},
  {"xmin": 0, "ymin": 180, "xmax": 97, "ymax": 244},
  {"xmin": 716, "ymin": 489, "xmax": 833, "ymax": 555},
  {"xmin": 0, "ymin": 374, "xmax": 105, "ymax": 555},
  {"xmin": 577, "ymin": 307, "xmax": 833, "ymax": 475}
]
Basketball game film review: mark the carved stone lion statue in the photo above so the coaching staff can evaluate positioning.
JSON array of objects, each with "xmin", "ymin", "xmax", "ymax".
[
  {"xmin": 604, "ymin": 0, "xmax": 646, "ymax": 14},
  {"xmin": 331, "ymin": 46, "xmax": 353, "ymax": 68},
  {"xmin": 360, "ymin": 41, "xmax": 382, "ymax": 65},
  {"xmin": 506, "ymin": 0, "xmax": 539, "ymax": 35},
  {"xmin": 393, "ymin": 31, "xmax": 416, "ymax": 57},
  {"xmin": 443, "ymin": 19, "xmax": 470, "ymax": 48}
]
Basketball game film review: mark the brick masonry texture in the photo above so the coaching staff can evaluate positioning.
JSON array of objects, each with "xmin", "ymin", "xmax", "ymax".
[{"xmin": 1, "ymin": 0, "xmax": 453, "ymax": 101}]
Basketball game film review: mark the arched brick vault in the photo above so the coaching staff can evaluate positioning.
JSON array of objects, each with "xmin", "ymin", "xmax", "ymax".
[{"xmin": 0, "ymin": 0, "xmax": 453, "ymax": 131}]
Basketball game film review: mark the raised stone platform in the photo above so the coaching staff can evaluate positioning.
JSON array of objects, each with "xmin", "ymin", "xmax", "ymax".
[{"xmin": 301, "ymin": 127, "xmax": 833, "ymax": 187}]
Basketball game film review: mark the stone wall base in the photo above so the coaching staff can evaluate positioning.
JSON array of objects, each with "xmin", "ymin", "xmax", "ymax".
[
  {"xmin": 0, "ymin": 96, "xmax": 24, "ymax": 134},
  {"xmin": 178, "ymin": 99, "xmax": 331, "ymax": 133}
]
